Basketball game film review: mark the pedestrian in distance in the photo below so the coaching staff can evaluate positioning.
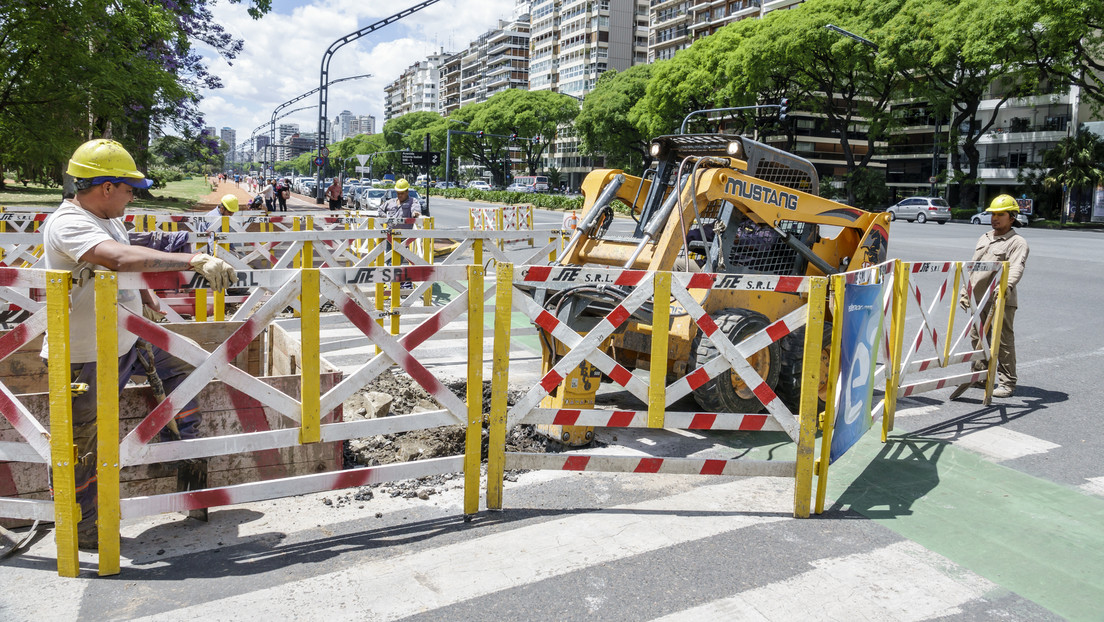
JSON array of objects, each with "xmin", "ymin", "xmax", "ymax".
[
  {"xmin": 276, "ymin": 178, "xmax": 290, "ymax": 211},
  {"xmin": 951, "ymin": 194, "xmax": 1030, "ymax": 400},
  {"xmin": 43, "ymin": 139, "xmax": 238, "ymax": 550},
  {"xmin": 326, "ymin": 177, "xmax": 343, "ymax": 211},
  {"xmin": 261, "ymin": 178, "xmax": 275, "ymax": 211}
]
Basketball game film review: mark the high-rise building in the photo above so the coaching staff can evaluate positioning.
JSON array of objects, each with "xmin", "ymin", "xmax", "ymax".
[
  {"xmin": 220, "ymin": 127, "xmax": 237, "ymax": 162},
  {"xmin": 352, "ymin": 115, "xmax": 376, "ymax": 136},
  {"xmin": 384, "ymin": 50, "xmax": 452, "ymax": 122},
  {"xmin": 529, "ymin": 0, "xmax": 650, "ymax": 187},
  {"xmin": 332, "ymin": 110, "xmax": 355, "ymax": 142},
  {"xmin": 439, "ymin": 12, "xmax": 531, "ymax": 116}
]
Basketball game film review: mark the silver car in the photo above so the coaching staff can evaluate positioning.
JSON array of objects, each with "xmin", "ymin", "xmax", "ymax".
[
  {"xmin": 887, "ymin": 197, "xmax": 951, "ymax": 224},
  {"xmin": 355, "ymin": 188, "xmax": 387, "ymax": 211}
]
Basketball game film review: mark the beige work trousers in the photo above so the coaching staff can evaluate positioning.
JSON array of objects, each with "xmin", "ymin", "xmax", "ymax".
[{"xmin": 971, "ymin": 305, "xmax": 1017, "ymax": 389}]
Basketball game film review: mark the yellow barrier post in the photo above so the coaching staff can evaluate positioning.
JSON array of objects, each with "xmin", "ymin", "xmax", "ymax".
[
  {"xmin": 944, "ymin": 263, "xmax": 963, "ymax": 363},
  {"xmin": 487, "ymin": 264, "xmax": 514, "ymax": 510},
  {"xmin": 495, "ymin": 207, "xmax": 504, "ymax": 251},
  {"xmin": 300, "ymin": 268, "xmax": 321, "ymax": 444},
  {"xmin": 195, "ymin": 288, "xmax": 208, "ymax": 322},
  {"xmin": 473, "ymin": 238, "xmax": 483, "ymax": 271},
  {"xmin": 390, "ymin": 233, "xmax": 401, "ymax": 336},
  {"xmin": 527, "ymin": 205, "xmax": 534, "ymax": 247},
  {"xmin": 293, "ymin": 217, "xmax": 301, "ymax": 269},
  {"xmin": 47, "ymin": 271, "xmax": 79, "ymax": 577},
  {"xmin": 213, "ymin": 215, "xmax": 229, "ymax": 322},
  {"xmin": 94, "ymin": 272, "xmax": 121, "ymax": 575},
  {"xmin": 303, "ymin": 215, "xmax": 314, "ymax": 269},
  {"xmin": 374, "ymin": 226, "xmax": 385, "ymax": 355},
  {"xmin": 647, "ymin": 271, "xmax": 671, "ymax": 429},
  {"xmin": 464, "ymin": 265, "xmax": 485, "ymax": 516},
  {"xmin": 883, "ymin": 260, "xmax": 909, "ymax": 441},
  {"xmin": 814, "ymin": 273, "xmax": 847, "ymax": 515},
  {"xmin": 794, "ymin": 276, "xmax": 827, "ymax": 517},
  {"xmin": 422, "ymin": 217, "xmax": 434, "ymax": 307},
  {"xmin": 983, "ymin": 263, "xmax": 1010, "ymax": 407}
]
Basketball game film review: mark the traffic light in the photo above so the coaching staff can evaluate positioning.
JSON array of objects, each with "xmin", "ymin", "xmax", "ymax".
[
  {"xmin": 779, "ymin": 98, "xmax": 790, "ymax": 121},
  {"xmin": 533, "ymin": 135, "xmax": 541, "ymax": 145},
  {"xmin": 477, "ymin": 130, "xmax": 484, "ymax": 139},
  {"xmin": 510, "ymin": 132, "xmax": 518, "ymax": 141}
]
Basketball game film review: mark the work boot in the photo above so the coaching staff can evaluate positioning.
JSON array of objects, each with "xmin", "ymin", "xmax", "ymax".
[{"xmin": 992, "ymin": 385, "xmax": 1015, "ymax": 398}]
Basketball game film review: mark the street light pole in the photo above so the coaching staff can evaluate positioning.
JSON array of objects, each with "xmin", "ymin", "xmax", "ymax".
[{"xmin": 314, "ymin": 1, "xmax": 441, "ymax": 203}]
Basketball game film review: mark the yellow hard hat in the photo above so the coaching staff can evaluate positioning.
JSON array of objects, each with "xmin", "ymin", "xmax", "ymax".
[
  {"xmin": 220, "ymin": 194, "xmax": 239, "ymax": 213},
  {"xmin": 986, "ymin": 194, "xmax": 1020, "ymax": 213},
  {"xmin": 395, "ymin": 179, "xmax": 410, "ymax": 191},
  {"xmin": 67, "ymin": 139, "xmax": 153, "ymax": 189}
]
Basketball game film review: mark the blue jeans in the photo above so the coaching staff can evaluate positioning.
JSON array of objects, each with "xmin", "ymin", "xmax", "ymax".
[{"xmin": 67, "ymin": 343, "xmax": 200, "ymax": 530}]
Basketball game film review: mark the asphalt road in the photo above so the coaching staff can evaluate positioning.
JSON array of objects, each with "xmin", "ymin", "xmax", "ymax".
[{"xmin": 3, "ymin": 202, "xmax": 1102, "ymax": 620}]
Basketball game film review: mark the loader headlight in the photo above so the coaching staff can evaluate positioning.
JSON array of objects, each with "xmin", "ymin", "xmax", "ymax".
[
  {"xmin": 726, "ymin": 140, "xmax": 743, "ymax": 158},
  {"xmin": 649, "ymin": 141, "xmax": 664, "ymax": 157}
]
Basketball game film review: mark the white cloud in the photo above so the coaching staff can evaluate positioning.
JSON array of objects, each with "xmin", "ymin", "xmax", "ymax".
[{"xmin": 194, "ymin": 0, "xmax": 518, "ymax": 152}]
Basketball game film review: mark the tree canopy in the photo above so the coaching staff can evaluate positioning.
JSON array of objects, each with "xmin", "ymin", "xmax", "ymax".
[{"xmin": 0, "ymin": 0, "xmax": 270, "ymax": 187}]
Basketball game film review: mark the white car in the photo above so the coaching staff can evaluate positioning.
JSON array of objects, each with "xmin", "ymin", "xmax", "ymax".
[
  {"xmin": 506, "ymin": 182, "xmax": 533, "ymax": 193},
  {"xmin": 468, "ymin": 180, "xmax": 492, "ymax": 191},
  {"xmin": 356, "ymin": 188, "xmax": 387, "ymax": 211},
  {"xmin": 971, "ymin": 210, "xmax": 1029, "ymax": 227}
]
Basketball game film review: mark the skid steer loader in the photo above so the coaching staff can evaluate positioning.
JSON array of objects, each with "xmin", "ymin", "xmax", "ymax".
[{"xmin": 531, "ymin": 130, "xmax": 891, "ymax": 445}]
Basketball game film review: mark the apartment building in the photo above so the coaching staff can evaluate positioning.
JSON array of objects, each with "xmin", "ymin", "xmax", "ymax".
[
  {"xmin": 220, "ymin": 127, "xmax": 237, "ymax": 162},
  {"xmin": 437, "ymin": 11, "xmax": 532, "ymax": 116},
  {"xmin": 529, "ymin": 0, "xmax": 650, "ymax": 187},
  {"xmin": 384, "ymin": 50, "xmax": 451, "ymax": 122}
]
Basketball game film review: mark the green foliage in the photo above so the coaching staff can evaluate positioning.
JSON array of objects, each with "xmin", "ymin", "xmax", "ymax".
[
  {"xmin": 424, "ymin": 187, "xmax": 583, "ymax": 211},
  {"xmin": 575, "ymin": 65, "xmax": 654, "ymax": 175},
  {"xmin": 847, "ymin": 167, "xmax": 890, "ymax": 210}
]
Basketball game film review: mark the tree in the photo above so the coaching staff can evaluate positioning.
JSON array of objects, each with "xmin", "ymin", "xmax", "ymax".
[
  {"xmin": 881, "ymin": 0, "xmax": 1056, "ymax": 208},
  {"xmin": 575, "ymin": 64, "xmax": 654, "ymax": 175},
  {"xmin": 741, "ymin": 0, "xmax": 905, "ymax": 204},
  {"xmin": 470, "ymin": 89, "xmax": 578, "ymax": 179},
  {"xmin": 0, "ymin": 0, "xmax": 271, "ymax": 189}
]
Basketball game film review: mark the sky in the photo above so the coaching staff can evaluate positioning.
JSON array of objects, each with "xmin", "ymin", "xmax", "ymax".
[{"xmin": 194, "ymin": 0, "xmax": 521, "ymax": 155}]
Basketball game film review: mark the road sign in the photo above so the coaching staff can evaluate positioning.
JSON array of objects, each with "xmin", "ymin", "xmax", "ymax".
[
  {"xmin": 356, "ymin": 154, "xmax": 370, "ymax": 166},
  {"xmin": 320, "ymin": 147, "xmax": 330, "ymax": 157},
  {"xmin": 401, "ymin": 151, "xmax": 441, "ymax": 167},
  {"xmin": 355, "ymin": 166, "xmax": 370, "ymax": 173},
  {"xmin": 314, "ymin": 156, "xmax": 326, "ymax": 167}
]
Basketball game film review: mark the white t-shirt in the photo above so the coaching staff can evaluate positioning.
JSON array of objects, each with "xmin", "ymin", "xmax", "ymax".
[{"xmin": 40, "ymin": 201, "xmax": 141, "ymax": 363}]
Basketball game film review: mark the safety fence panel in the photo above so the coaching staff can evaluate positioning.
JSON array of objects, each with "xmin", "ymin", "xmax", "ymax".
[
  {"xmin": 0, "ymin": 268, "xmax": 80, "ymax": 575},
  {"xmin": 886, "ymin": 260, "xmax": 1009, "ymax": 423},
  {"xmin": 486, "ymin": 264, "xmax": 829, "ymax": 518},
  {"xmin": 90, "ymin": 263, "xmax": 485, "ymax": 576}
]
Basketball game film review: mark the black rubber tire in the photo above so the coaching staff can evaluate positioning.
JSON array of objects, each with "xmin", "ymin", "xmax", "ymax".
[
  {"xmin": 776, "ymin": 322, "xmax": 833, "ymax": 413},
  {"xmin": 938, "ymin": 220, "xmax": 946, "ymax": 224},
  {"xmin": 887, "ymin": 211, "xmax": 896, "ymax": 222},
  {"xmin": 688, "ymin": 308, "xmax": 781, "ymax": 413},
  {"xmin": 917, "ymin": 212, "xmax": 927, "ymax": 224}
]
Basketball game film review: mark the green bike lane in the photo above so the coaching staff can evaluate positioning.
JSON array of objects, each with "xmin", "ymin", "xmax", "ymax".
[{"xmin": 478, "ymin": 293, "xmax": 1103, "ymax": 619}]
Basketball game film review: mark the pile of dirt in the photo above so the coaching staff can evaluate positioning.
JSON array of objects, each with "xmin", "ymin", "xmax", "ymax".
[{"xmin": 333, "ymin": 370, "xmax": 567, "ymax": 503}]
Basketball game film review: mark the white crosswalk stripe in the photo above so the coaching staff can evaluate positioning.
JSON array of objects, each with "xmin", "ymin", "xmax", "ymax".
[{"xmin": 649, "ymin": 541, "xmax": 997, "ymax": 622}]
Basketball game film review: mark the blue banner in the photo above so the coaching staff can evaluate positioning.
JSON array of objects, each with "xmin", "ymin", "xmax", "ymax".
[{"xmin": 830, "ymin": 282, "xmax": 885, "ymax": 463}]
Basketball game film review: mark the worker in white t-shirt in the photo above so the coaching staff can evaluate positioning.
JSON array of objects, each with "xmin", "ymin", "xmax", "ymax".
[{"xmin": 42, "ymin": 139, "xmax": 237, "ymax": 551}]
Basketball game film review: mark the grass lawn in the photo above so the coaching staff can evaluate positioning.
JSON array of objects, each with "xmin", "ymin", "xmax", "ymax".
[{"xmin": 1, "ymin": 177, "xmax": 211, "ymax": 212}]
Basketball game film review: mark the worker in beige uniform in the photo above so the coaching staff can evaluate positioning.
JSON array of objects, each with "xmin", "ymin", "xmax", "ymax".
[{"xmin": 951, "ymin": 194, "xmax": 1030, "ymax": 399}]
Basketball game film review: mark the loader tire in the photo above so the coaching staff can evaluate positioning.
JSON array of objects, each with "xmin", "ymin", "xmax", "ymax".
[
  {"xmin": 688, "ymin": 308, "xmax": 780, "ymax": 413},
  {"xmin": 776, "ymin": 323, "xmax": 832, "ymax": 413}
]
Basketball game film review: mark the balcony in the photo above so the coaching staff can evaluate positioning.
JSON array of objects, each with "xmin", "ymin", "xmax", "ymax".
[{"xmin": 977, "ymin": 167, "xmax": 1023, "ymax": 181}]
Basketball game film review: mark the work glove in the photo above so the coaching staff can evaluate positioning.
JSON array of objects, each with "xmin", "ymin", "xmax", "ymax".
[
  {"xmin": 142, "ymin": 304, "xmax": 167, "ymax": 323},
  {"xmin": 189, "ymin": 253, "xmax": 237, "ymax": 292}
]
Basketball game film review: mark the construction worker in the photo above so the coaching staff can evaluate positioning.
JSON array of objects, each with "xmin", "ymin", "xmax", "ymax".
[
  {"xmin": 198, "ymin": 193, "xmax": 239, "ymax": 255},
  {"xmin": 951, "ymin": 194, "xmax": 1030, "ymax": 399},
  {"xmin": 42, "ymin": 138, "xmax": 238, "ymax": 550},
  {"xmin": 380, "ymin": 178, "xmax": 422, "ymax": 229}
]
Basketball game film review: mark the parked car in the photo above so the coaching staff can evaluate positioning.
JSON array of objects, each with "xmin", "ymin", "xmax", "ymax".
[
  {"xmin": 355, "ymin": 188, "xmax": 387, "ymax": 211},
  {"xmin": 468, "ymin": 180, "xmax": 492, "ymax": 191},
  {"xmin": 887, "ymin": 197, "xmax": 951, "ymax": 224},
  {"xmin": 435, "ymin": 181, "xmax": 459, "ymax": 189},
  {"xmin": 505, "ymin": 182, "xmax": 534, "ymax": 193},
  {"xmin": 971, "ymin": 209, "xmax": 1029, "ymax": 227}
]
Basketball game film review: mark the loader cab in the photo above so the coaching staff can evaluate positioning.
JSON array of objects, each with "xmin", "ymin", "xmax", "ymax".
[{"xmin": 633, "ymin": 133, "xmax": 821, "ymax": 240}]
